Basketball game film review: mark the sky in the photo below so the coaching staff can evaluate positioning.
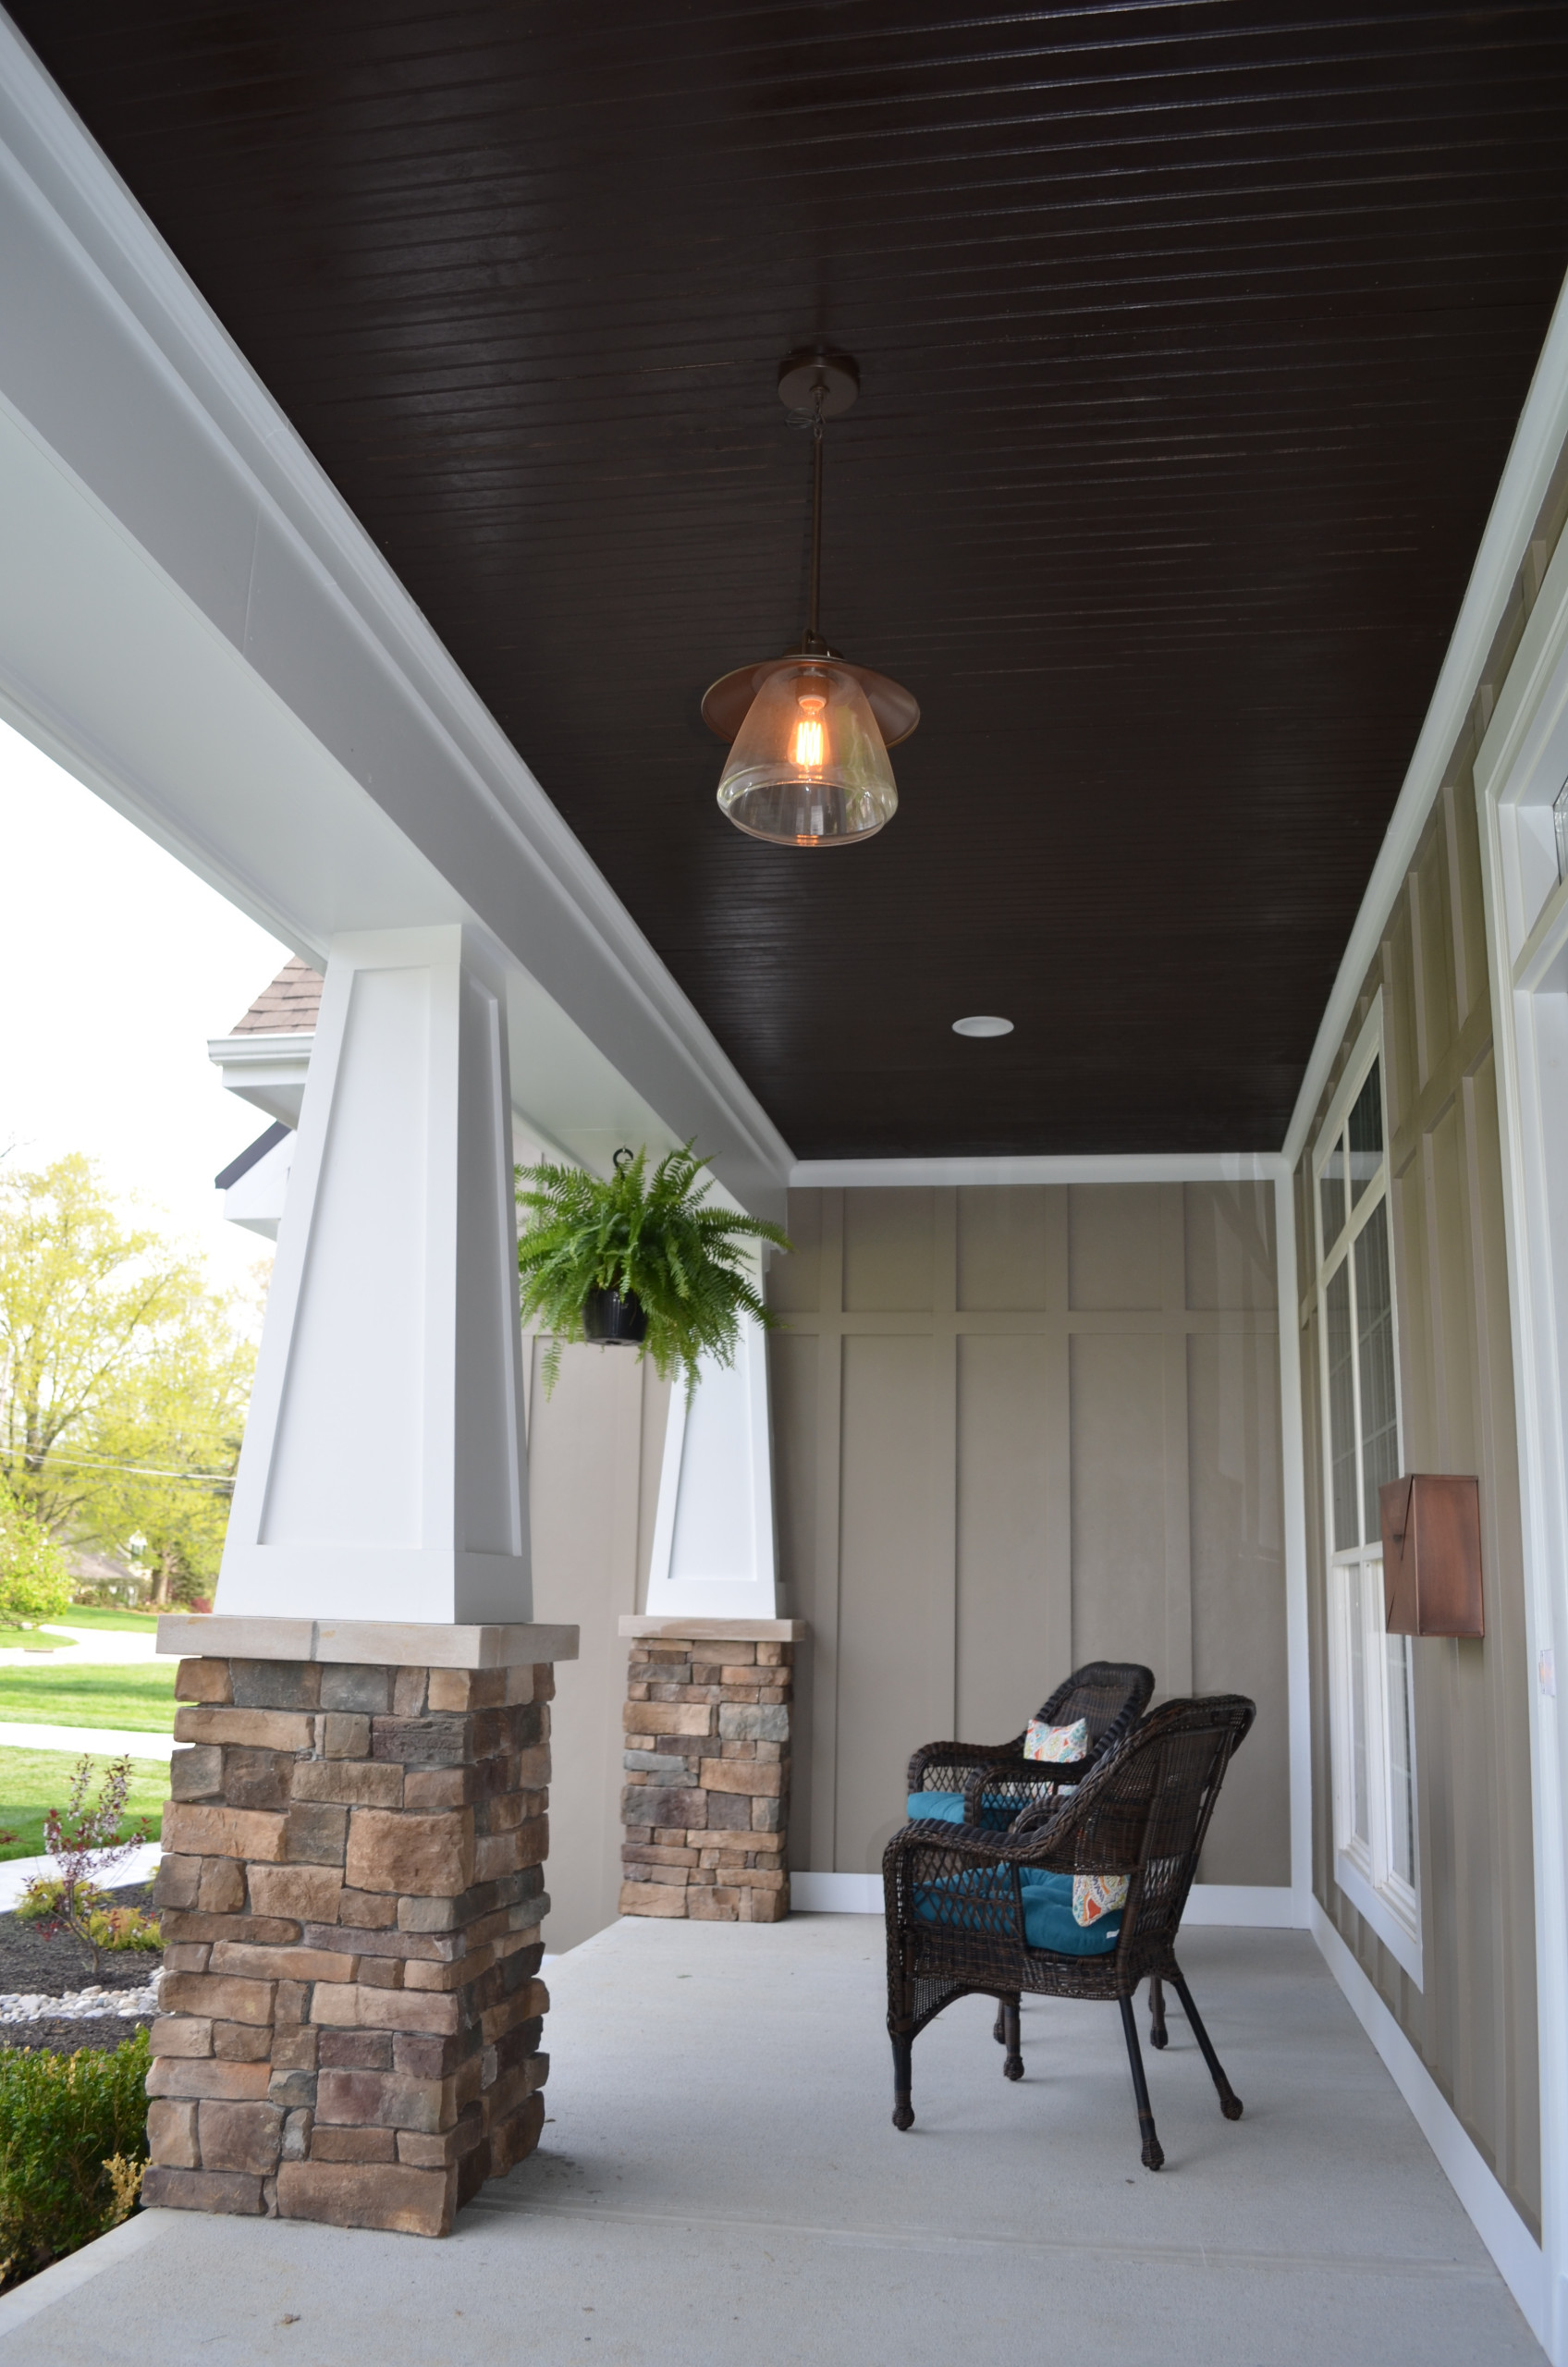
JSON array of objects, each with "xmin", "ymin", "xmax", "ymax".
[{"xmin": 0, "ymin": 716, "xmax": 292, "ymax": 1306}]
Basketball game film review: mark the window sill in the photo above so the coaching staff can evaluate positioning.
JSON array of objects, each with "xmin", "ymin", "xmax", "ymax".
[{"xmin": 1334, "ymin": 1851, "xmax": 1424, "ymax": 1989}]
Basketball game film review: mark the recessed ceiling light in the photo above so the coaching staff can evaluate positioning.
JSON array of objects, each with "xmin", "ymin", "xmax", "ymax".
[{"xmin": 952, "ymin": 1015, "xmax": 1013, "ymax": 1038}]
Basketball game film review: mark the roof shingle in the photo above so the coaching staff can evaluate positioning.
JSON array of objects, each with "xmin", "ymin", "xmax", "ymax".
[{"xmin": 229, "ymin": 957, "xmax": 323, "ymax": 1036}]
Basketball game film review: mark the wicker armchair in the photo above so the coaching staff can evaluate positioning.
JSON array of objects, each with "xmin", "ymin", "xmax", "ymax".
[
  {"xmin": 885, "ymin": 1694, "xmax": 1256, "ymax": 2169},
  {"xmin": 906, "ymin": 1660, "xmax": 1155, "ymax": 1832}
]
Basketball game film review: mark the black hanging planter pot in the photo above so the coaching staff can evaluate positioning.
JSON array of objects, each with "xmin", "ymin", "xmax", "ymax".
[{"xmin": 582, "ymin": 1285, "xmax": 648, "ymax": 1346}]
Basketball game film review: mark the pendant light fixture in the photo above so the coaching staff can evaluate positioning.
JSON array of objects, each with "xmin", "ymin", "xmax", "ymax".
[{"xmin": 704, "ymin": 350, "xmax": 919, "ymax": 849}]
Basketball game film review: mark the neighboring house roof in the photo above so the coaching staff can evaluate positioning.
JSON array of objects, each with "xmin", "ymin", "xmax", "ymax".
[
  {"xmin": 214, "ymin": 1119, "xmax": 290, "ymax": 1192},
  {"xmin": 229, "ymin": 957, "xmax": 323, "ymax": 1036}
]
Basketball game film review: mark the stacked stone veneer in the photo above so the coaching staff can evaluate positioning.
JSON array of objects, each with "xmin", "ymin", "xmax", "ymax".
[
  {"xmin": 144, "ymin": 1651, "xmax": 554, "ymax": 2236},
  {"xmin": 618, "ymin": 1619, "xmax": 803, "ymax": 1923}
]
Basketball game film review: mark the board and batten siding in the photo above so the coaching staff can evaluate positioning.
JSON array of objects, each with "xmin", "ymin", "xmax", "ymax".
[
  {"xmin": 1295, "ymin": 764, "xmax": 1540, "ymax": 2237},
  {"xmin": 766, "ymin": 1183, "xmax": 1289, "ymax": 1892}
]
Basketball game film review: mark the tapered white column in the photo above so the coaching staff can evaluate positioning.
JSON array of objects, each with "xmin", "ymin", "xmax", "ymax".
[
  {"xmin": 218, "ymin": 925, "xmax": 532, "ymax": 1622},
  {"xmin": 644, "ymin": 1311, "xmax": 778, "ymax": 1619}
]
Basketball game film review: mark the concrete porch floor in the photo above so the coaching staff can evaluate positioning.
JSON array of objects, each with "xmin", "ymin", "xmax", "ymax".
[{"xmin": 0, "ymin": 1913, "xmax": 1542, "ymax": 2365}]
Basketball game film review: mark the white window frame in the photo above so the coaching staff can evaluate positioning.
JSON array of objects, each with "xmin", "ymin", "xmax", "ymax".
[{"xmin": 1313, "ymin": 994, "xmax": 1424, "ymax": 1984}]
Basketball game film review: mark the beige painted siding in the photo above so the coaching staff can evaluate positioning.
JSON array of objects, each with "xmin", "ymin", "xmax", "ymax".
[
  {"xmin": 526, "ymin": 1343, "xmax": 668, "ymax": 1950},
  {"xmin": 767, "ymin": 1182, "xmax": 1289, "ymax": 1888},
  {"xmin": 1296, "ymin": 779, "xmax": 1541, "ymax": 2234}
]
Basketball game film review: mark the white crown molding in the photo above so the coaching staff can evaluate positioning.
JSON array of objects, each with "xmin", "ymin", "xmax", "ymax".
[
  {"xmin": 789, "ymin": 1151, "xmax": 1286, "ymax": 1189},
  {"xmin": 1281, "ymin": 262, "xmax": 1568, "ymax": 1171},
  {"xmin": 0, "ymin": 14, "xmax": 792, "ymax": 1216}
]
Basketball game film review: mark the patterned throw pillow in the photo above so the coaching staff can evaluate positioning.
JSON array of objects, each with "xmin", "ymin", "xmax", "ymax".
[
  {"xmin": 1023, "ymin": 1715, "xmax": 1090, "ymax": 1765},
  {"xmin": 1072, "ymin": 1872, "xmax": 1130, "ymax": 1927}
]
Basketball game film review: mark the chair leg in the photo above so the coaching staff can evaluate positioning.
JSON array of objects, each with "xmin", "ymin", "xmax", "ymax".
[
  {"xmin": 1147, "ymin": 1974, "xmax": 1168, "ymax": 2050},
  {"xmin": 1118, "ymin": 1995, "xmax": 1164, "ymax": 2170},
  {"xmin": 992, "ymin": 2002, "xmax": 1007, "ymax": 2045},
  {"xmin": 1001, "ymin": 1996, "xmax": 1023, "ymax": 2081},
  {"xmin": 891, "ymin": 2031, "xmax": 914, "ymax": 2130},
  {"xmin": 1169, "ymin": 1961, "xmax": 1243, "ymax": 2120}
]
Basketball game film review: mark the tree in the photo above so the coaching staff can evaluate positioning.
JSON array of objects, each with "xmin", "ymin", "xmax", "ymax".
[
  {"xmin": 83, "ymin": 1302, "xmax": 252, "ymax": 1604},
  {"xmin": 0, "ymin": 1479, "xmax": 69, "ymax": 1627},
  {"xmin": 0, "ymin": 1157, "xmax": 254, "ymax": 1599},
  {"xmin": 0, "ymin": 1157, "xmax": 202, "ymax": 1533}
]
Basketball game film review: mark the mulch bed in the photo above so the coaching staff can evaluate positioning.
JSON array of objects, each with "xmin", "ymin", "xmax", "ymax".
[{"xmin": 0, "ymin": 1885, "xmax": 160, "ymax": 2056}]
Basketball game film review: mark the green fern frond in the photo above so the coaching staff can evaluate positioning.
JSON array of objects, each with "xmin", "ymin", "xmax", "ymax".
[{"xmin": 516, "ymin": 1143, "xmax": 791, "ymax": 1404}]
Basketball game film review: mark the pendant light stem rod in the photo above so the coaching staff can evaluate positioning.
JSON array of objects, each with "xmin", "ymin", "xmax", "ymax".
[{"xmin": 807, "ymin": 393, "xmax": 825, "ymax": 644}]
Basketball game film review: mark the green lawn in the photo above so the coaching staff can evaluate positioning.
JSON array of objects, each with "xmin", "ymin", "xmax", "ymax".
[
  {"xmin": 0, "ymin": 1629, "xmax": 75, "ymax": 1653},
  {"xmin": 57, "ymin": 1607, "xmax": 168, "ymax": 1633},
  {"xmin": 0, "ymin": 1664, "xmax": 177, "ymax": 1735},
  {"xmin": 0, "ymin": 1747, "xmax": 167, "ymax": 1861}
]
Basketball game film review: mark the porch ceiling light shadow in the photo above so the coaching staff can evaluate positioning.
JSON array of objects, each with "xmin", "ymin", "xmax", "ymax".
[{"xmin": 704, "ymin": 350, "xmax": 918, "ymax": 850}]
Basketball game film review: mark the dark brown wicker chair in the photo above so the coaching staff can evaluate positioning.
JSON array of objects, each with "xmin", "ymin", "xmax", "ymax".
[
  {"xmin": 885, "ymin": 1694, "xmax": 1256, "ymax": 2169},
  {"xmin": 905, "ymin": 1660, "xmax": 1156, "ymax": 1832}
]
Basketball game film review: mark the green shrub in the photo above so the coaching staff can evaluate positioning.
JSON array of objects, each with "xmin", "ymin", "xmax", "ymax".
[
  {"xmin": 0, "ymin": 1485, "xmax": 69, "ymax": 1630},
  {"xmin": 86, "ymin": 1905, "xmax": 160, "ymax": 1953},
  {"xmin": 14, "ymin": 1880, "xmax": 107, "ymax": 1927},
  {"xmin": 0, "ymin": 2027, "xmax": 149, "ymax": 2287}
]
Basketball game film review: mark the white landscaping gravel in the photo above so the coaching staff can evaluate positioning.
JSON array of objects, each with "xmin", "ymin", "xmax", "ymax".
[{"xmin": 0, "ymin": 1980, "xmax": 159, "ymax": 2024}]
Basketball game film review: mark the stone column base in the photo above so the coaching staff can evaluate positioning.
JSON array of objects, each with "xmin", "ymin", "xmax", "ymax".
[
  {"xmin": 143, "ymin": 1615, "xmax": 577, "ymax": 2237},
  {"xmin": 617, "ymin": 1617, "xmax": 806, "ymax": 1924}
]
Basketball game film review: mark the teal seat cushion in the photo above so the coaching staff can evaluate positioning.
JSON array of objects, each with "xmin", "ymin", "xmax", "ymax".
[
  {"xmin": 911, "ymin": 1864, "xmax": 1121, "ymax": 1956},
  {"xmin": 906, "ymin": 1790, "xmax": 1024, "ymax": 1833}
]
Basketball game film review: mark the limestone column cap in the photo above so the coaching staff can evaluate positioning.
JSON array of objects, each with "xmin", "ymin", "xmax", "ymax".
[
  {"xmin": 619, "ymin": 1615, "xmax": 807, "ymax": 1642},
  {"xmin": 157, "ymin": 1613, "xmax": 579, "ymax": 1667}
]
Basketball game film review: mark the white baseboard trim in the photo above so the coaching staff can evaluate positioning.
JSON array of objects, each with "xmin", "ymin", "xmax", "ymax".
[
  {"xmin": 1311, "ymin": 1898, "xmax": 1545, "ymax": 2346},
  {"xmin": 790, "ymin": 1874, "xmax": 1305, "ymax": 1927},
  {"xmin": 1178, "ymin": 1883, "xmax": 1304, "ymax": 1928},
  {"xmin": 791, "ymin": 1871, "xmax": 880, "ymax": 1913}
]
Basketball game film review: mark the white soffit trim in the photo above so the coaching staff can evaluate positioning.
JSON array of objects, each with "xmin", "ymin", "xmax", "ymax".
[
  {"xmin": 1281, "ymin": 261, "xmax": 1568, "ymax": 1171},
  {"xmin": 0, "ymin": 18, "xmax": 791, "ymax": 1219},
  {"xmin": 790, "ymin": 1151, "xmax": 1285, "ymax": 1189}
]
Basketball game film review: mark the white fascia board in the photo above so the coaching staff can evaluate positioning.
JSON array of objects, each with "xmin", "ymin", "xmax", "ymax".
[
  {"xmin": 1280, "ymin": 261, "xmax": 1568, "ymax": 1171},
  {"xmin": 206, "ymin": 1032, "xmax": 314, "ymax": 1128},
  {"xmin": 0, "ymin": 18, "xmax": 791, "ymax": 1221},
  {"xmin": 790, "ymin": 1151, "xmax": 1285, "ymax": 1188}
]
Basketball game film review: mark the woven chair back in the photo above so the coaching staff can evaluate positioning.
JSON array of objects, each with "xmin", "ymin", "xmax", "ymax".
[
  {"xmin": 1044, "ymin": 1695, "xmax": 1255, "ymax": 1956},
  {"xmin": 1034, "ymin": 1661, "xmax": 1155, "ymax": 1745}
]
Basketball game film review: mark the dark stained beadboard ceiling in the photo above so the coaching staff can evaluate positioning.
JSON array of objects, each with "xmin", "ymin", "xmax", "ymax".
[{"xmin": 14, "ymin": 1, "xmax": 1568, "ymax": 1155}]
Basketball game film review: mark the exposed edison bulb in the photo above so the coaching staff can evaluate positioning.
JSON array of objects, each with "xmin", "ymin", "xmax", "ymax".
[
  {"xmin": 790, "ymin": 690, "xmax": 827, "ymax": 771},
  {"xmin": 717, "ymin": 662, "xmax": 897, "ymax": 846}
]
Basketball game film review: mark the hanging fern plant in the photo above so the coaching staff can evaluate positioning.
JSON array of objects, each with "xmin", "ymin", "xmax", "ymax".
[{"xmin": 515, "ymin": 1144, "xmax": 791, "ymax": 1404}]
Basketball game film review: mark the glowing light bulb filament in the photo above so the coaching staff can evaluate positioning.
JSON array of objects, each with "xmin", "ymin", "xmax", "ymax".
[
  {"xmin": 792, "ymin": 717, "xmax": 825, "ymax": 769},
  {"xmin": 792, "ymin": 687, "xmax": 827, "ymax": 773}
]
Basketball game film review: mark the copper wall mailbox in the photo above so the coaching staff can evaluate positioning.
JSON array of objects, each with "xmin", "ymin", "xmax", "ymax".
[{"xmin": 1378, "ymin": 1475, "xmax": 1484, "ymax": 1638}]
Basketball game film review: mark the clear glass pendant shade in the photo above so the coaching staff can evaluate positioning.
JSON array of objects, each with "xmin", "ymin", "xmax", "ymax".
[{"xmin": 716, "ymin": 663, "xmax": 898, "ymax": 847}]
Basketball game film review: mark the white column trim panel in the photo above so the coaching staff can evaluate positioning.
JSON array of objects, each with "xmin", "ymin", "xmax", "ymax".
[
  {"xmin": 221, "ymin": 925, "xmax": 533, "ymax": 1624},
  {"xmin": 644, "ymin": 1317, "xmax": 778, "ymax": 1620}
]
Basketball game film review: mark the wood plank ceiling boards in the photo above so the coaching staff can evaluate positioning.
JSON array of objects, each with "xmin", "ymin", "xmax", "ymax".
[{"xmin": 12, "ymin": 1, "xmax": 1568, "ymax": 1157}]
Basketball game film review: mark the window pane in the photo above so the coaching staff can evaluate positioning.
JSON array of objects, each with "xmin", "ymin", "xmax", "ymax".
[
  {"xmin": 1386, "ymin": 1626, "xmax": 1416, "ymax": 1887},
  {"xmin": 1320, "ymin": 1134, "xmax": 1347, "ymax": 1249},
  {"xmin": 1326, "ymin": 1263, "xmax": 1358, "ymax": 1550},
  {"xmin": 1349, "ymin": 1060, "xmax": 1383, "ymax": 1206},
  {"xmin": 1348, "ymin": 1567, "xmax": 1370, "ymax": 1846},
  {"xmin": 1355, "ymin": 1203, "xmax": 1400, "ymax": 1544}
]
